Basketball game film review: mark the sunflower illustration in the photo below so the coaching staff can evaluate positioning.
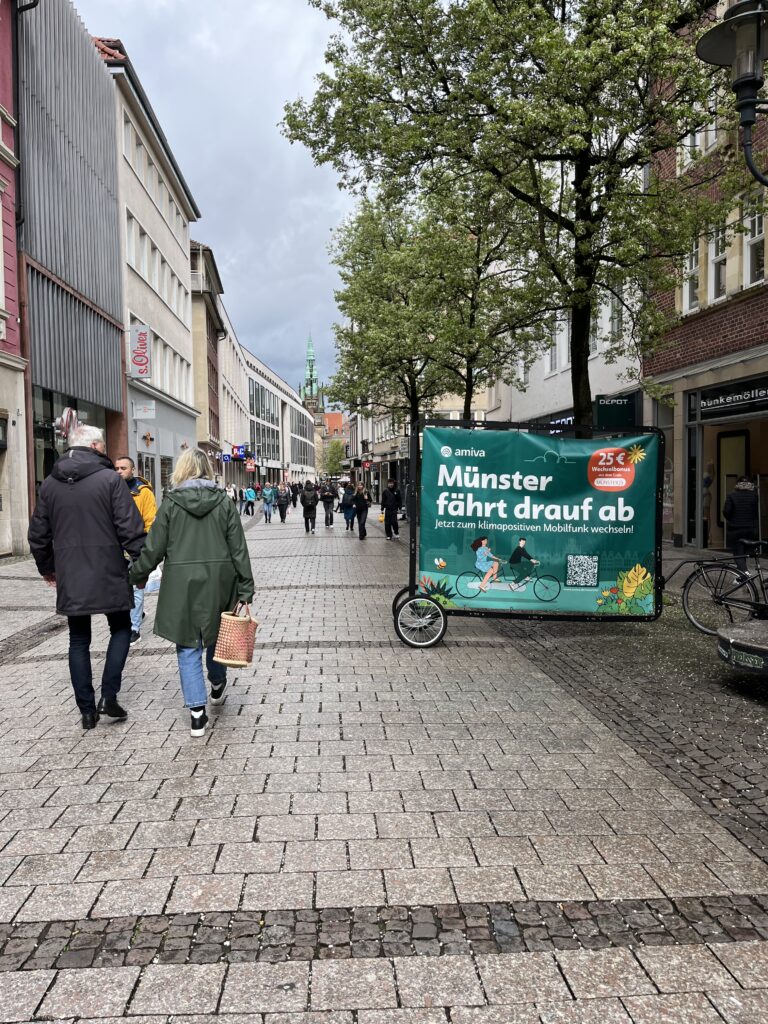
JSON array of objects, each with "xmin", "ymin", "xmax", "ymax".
[{"xmin": 626, "ymin": 444, "xmax": 646, "ymax": 465}]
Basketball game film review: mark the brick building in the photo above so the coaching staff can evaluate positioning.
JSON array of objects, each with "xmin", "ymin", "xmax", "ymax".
[{"xmin": 645, "ymin": 123, "xmax": 768, "ymax": 548}]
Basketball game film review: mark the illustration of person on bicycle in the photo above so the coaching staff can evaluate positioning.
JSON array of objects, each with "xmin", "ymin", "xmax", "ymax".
[
  {"xmin": 508, "ymin": 536, "xmax": 540, "ymax": 590},
  {"xmin": 470, "ymin": 536, "xmax": 502, "ymax": 591}
]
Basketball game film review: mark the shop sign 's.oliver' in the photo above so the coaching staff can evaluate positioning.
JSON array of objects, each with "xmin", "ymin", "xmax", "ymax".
[{"xmin": 129, "ymin": 324, "xmax": 152, "ymax": 380}]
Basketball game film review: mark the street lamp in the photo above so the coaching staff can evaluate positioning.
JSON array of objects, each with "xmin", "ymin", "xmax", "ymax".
[{"xmin": 697, "ymin": 0, "xmax": 768, "ymax": 185}]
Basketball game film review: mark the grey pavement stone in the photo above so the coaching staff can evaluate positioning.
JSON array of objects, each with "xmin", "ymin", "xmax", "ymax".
[
  {"xmin": 129, "ymin": 963, "xmax": 226, "ymax": 1015},
  {"xmin": 0, "ymin": 969, "xmax": 54, "ymax": 1021},
  {"xmin": 221, "ymin": 962, "xmax": 309, "ymax": 1013},
  {"xmin": 348, "ymin": 841, "xmax": 412, "ymax": 871},
  {"xmin": 536, "ymin": 1001, "xmax": 632, "ymax": 1023},
  {"xmin": 242, "ymin": 874, "xmax": 314, "ymax": 911},
  {"xmin": 92, "ymin": 878, "xmax": 174, "ymax": 918},
  {"xmin": 710, "ymin": 990, "xmax": 768, "ymax": 1023},
  {"xmin": 555, "ymin": 948, "xmax": 655, "ymax": 998},
  {"xmin": 713, "ymin": 940, "xmax": 768, "ymax": 988},
  {"xmin": 40, "ymin": 966, "xmax": 141, "ymax": 1018},
  {"xmin": 635, "ymin": 944, "xmax": 739, "ymax": 992},
  {"xmin": 15, "ymin": 882, "xmax": 100, "ymax": 922},
  {"xmin": 394, "ymin": 956, "xmax": 484, "ymax": 1007},
  {"xmin": 316, "ymin": 871, "xmax": 385, "ymax": 909},
  {"xmin": 310, "ymin": 959, "xmax": 397, "ymax": 1010},
  {"xmin": 621, "ymin": 993, "xmax": 725, "ymax": 1024},
  {"xmin": 477, "ymin": 951, "xmax": 571, "ymax": 1004},
  {"xmin": 166, "ymin": 874, "xmax": 244, "ymax": 914},
  {"xmin": 384, "ymin": 870, "xmax": 456, "ymax": 906}
]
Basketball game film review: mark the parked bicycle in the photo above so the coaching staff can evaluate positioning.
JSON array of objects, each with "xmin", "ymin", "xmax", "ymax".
[
  {"xmin": 669, "ymin": 540, "xmax": 768, "ymax": 636},
  {"xmin": 455, "ymin": 563, "xmax": 561, "ymax": 603}
]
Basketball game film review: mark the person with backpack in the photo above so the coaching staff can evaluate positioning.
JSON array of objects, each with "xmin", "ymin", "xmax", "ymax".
[
  {"xmin": 320, "ymin": 479, "xmax": 336, "ymax": 528},
  {"xmin": 290, "ymin": 481, "xmax": 299, "ymax": 508},
  {"xmin": 244, "ymin": 484, "xmax": 256, "ymax": 516},
  {"xmin": 352, "ymin": 483, "xmax": 372, "ymax": 540},
  {"xmin": 128, "ymin": 448, "xmax": 254, "ymax": 738},
  {"xmin": 261, "ymin": 481, "xmax": 276, "ymax": 524},
  {"xmin": 301, "ymin": 479, "xmax": 318, "ymax": 534},
  {"xmin": 381, "ymin": 478, "xmax": 402, "ymax": 541},
  {"xmin": 341, "ymin": 484, "xmax": 356, "ymax": 532},
  {"xmin": 276, "ymin": 483, "xmax": 291, "ymax": 523}
]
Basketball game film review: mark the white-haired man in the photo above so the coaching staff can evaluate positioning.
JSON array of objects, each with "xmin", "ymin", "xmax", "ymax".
[{"xmin": 28, "ymin": 425, "xmax": 147, "ymax": 729}]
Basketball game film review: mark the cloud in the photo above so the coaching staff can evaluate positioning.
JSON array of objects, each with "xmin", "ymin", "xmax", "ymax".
[{"xmin": 73, "ymin": 0, "xmax": 352, "ymax": 392}]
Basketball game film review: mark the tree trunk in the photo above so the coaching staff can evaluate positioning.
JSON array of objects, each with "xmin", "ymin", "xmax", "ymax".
[
  {"xmin": 462, "ymin": 365, "xmax": 474, "ymax": 421},
  {"xmin": 569, "ymin": 155, "xmax": 595, "ymax": 436}
]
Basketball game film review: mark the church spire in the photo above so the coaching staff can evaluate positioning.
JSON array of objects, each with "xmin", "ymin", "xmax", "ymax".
[{"xmin": 301, "ymin": 334, "xmax": 321, "ymax": 411}]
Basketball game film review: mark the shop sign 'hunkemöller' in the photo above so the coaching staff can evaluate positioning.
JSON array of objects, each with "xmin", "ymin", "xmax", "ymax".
[{"xmin": 419, "ymin": 427, "xmax": 660, "ymax": 618}]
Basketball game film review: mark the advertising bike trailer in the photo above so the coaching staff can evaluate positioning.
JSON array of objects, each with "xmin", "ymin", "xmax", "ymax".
[{"xmin": 392, "ymin": 419, "xmax": 665, "ymax": 649}]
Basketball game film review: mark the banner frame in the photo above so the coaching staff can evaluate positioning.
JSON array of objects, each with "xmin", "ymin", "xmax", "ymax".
[{"xmin": 405, "ymin": 418, "xmax": 665, "ymax": 625}]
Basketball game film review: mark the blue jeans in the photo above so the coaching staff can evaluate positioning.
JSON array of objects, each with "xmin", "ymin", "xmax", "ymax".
[
  {"xmin": 176, "ymin": 637, "xmax": 226, "ymax": 708},
  {"xmin": 68, "ymin": 611, "xmax": 132, "ymax": 713},
  {"xmin": 130, "ymin": 585, "xmax": 144, "ymax": 634},
  {"xmin": 263, "ymin": 501, "xmax": 273, "ymax": 522}
]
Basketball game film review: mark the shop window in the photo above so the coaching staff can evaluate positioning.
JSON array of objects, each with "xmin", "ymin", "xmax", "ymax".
[
  {"xmin": 138, "ymin": 453, "xmax": 156, "ymax": 493},
  {"xmin": 160, "ymin": 456, "xmax": 173, "ymax": 497},
  {"xmin": 744, "ymin": 200, "xmax": 765, "ymax": 286},
  {"xmin": 683, "ymin": 237, "xmax": 699, "ymax": 312},
  {"xmin": 708, "ymin": 225, "xmax": 727, "ymax": 302}
]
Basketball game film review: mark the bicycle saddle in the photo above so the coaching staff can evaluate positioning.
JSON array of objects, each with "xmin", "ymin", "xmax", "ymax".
[{"xmin": 740, "ymin": 539, "xmax": 765, "ymax": 550}]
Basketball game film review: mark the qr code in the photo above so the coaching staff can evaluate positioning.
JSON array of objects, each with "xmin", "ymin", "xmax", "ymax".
[{"xmin": 566, "ymin": 554, "xmax": 599, "ymax": 588}]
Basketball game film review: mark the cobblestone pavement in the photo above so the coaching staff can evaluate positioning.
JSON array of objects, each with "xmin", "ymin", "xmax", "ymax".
[{"xmin": 2, "ymin": 508, "xmax": 768, "ymax": 1021}]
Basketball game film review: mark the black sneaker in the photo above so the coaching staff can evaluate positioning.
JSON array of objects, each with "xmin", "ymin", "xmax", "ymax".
[
  {"xmin": 190, "ymin": 706, "xmax": 208, "ymax": 737},
  {"xmin": 97, "ymin": 697, "xmax": 128, "ymax": 720},
  {"xmin": 209, "ymin": 678, "xmax": 228, "ymax": 706},
  {"xmin": 130, "ymin": 631, "xmax": 141, "ymax": 644}
]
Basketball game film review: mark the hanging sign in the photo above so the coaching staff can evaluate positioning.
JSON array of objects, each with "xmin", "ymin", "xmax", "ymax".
[
  {"xmin": 419, "ymin": 426, "xmax": 661, "ymax": 619},
  {"xmin": 128, "ymin": 324, "xmax": 152, "ymax": 380}
]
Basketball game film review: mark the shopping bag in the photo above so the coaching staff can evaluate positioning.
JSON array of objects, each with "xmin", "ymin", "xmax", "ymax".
[
  {"xmin": 378, "ymin": 513, "xmax": 385, "ymax": 522},
  {"xmin": 145, "ymin": 563, "xmax": 163, "ymax": 594},
  {"xmin": 213, "ymin": 603, "xmax": 258, "ymax": 667}
]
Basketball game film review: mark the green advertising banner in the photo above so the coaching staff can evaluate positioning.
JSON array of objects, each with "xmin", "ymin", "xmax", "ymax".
[{"xmin": 419, "ymin": 427, "xmax": 661, "ymax": 618}]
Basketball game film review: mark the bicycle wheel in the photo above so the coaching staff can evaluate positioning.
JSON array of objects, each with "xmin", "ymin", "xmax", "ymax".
[
  {"xmin": 391, "ymin": 587, "xmax": 409, "ymax": 618},
  {"xmin": 394, "ymin": 596, "xmax": 447, "ymax": 648},
  {"xmin": 533, "ymin": 574, "xmax": 561, "ymax": 602},
  {"xmin": 682, "ymin": 564, "xmax": 758, "ymax": 636},
  {"xmin": 455, "ymin": 571, "xmax": 482, "ymax": 599}
]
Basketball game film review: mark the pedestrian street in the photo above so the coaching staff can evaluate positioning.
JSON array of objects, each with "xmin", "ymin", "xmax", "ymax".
[{"xmin": 3, "ymin": 504, "xmax": 768, "ymax": 1022}]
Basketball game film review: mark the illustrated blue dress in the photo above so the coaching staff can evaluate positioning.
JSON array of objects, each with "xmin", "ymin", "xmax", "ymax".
[{"xmin": 475, "ymin": 548, "xmax": 494, "ymax": 573}]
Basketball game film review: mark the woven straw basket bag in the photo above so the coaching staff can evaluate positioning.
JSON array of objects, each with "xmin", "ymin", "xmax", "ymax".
[{"xmin": 213, "ymin": 603, "xmax": 258, "ymax": 667}]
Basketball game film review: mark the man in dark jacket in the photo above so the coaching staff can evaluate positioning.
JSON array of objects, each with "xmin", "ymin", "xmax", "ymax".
[
  {"xmin": 381, "ymin": 478, "xmax": 402, "ymax": 540},
  {"xmin": 300, "ymin": 479, "xmax": 319, "ymax": 534},
  {"xmin": 320, "ymin": 479, "xmax": 336, "ymax": 528},
  {"xmin": 724, "ymin": 477, "xmax": 760, "ymax": 570},
  {"xmin": 28, "ymin": 426, "xmax": 147, "ymax": 729}
]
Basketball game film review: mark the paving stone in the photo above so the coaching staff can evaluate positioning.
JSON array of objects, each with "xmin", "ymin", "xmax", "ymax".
[
  {"xmin": 148, "ymin": 846, "xmax": 220, "ymax": 877},
  {"xmin": 635, "ymin": 944, "xmax": 739, "ymax": 992},
  {"xmin": 129, "ymin": 963, "xmax": 226, "ymax": 1014},
  {"xmin": 15, "ymin": 883, "xmax": 100, "ymax": 922},
  {"xmin": 710, "ymin": 990, "xmax": 768, "ymax": 1023},
  {"xmin": 358, "ymin": 1012, "xmax": 449, "ymax": 1024},
  {"xmin": 243, "ymin": 874, "xmax": 314, "ymax": 911},
  {"xmin": 622, "ymin": 993, "xmax": 726, "ymax": 1024},
  {"xmin": 283, "ymin": 843, "xmax": 347, "ymax": 873},
  {"xmin": 166, "ymin": 873, "xmax": 244, "ymax": 913},
  {"xmin": 580, "ymin": 865, "xmax": 663, "ymax": 900},
  {"xmin": 556, "ymin": 948, "xmax": 655, "ymax": 998},
  {"xmin": 536, "ymin": 1000, "xmax": 632, "ymax": 1023},
  {"xmin": 451, "ymin": 867, "xmax": 525, "ymax": 903},
  {"xmin": 78, "ymin": 850, "xmax": 153, "ymax": 882},
  {"xmin": 476, "ymin": 951, "xmax": 571, "ymax": 1003},
  {"xmin": 0, "ymin": 969, "xmax": 54, "ymax": 1021},
  {"xmin": 40, "ymin": 966, "xmax": 140, "ymax": 1017},
  {"xmin": 348, "ymin": 841, "xmax": 412, "ymax": 871},
  {"xmin": 310, "ymin": 959, "xmax": 397, "ymax": 1010},
  {"xmin": 221, "ymin": 962, "xmax": 310, "ymax": 1013},
  {"xmin": 450, "ymin": 1009, "xmax": 539, "ymax": 1024},
  {"xmin": 516, "ymin": 867, "xmax": 595, "ymax": 902},
  {"xmin": 713, "ymin": 940, "xmax": 768, "ymax": 988},
  {"xmin": 395, "ymin": 956, "xmax": 484, "ymax": 1006},
  {"xmin": 384, "ymin": 870, "xmax": 456, "ymax": 906},
  {"xmin": 316, "ymin": 870, "xmax": 385, "ymax": 909}
]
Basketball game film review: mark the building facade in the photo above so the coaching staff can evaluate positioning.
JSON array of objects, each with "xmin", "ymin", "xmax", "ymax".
[
  {"xmin": 18, "ymin": 0, "xmax": 126, "ymax": 498},
  {"xmin": 97, "ymin": 38, "xmax": 200, "ymax": 497},
  {"xmin": 190, "ymin": 241, "xmax": 225, "ymax": 459},
  {"xmin": 244, "ymin": 348, "xmax": 315, "ymax": 484},
  {"xmin": 218, "ymin": 302, "xmax": 250, "ymax": 490},
  {"xmin": 0, "ymin": 0, "xmax": 27, "ymax": 555}
]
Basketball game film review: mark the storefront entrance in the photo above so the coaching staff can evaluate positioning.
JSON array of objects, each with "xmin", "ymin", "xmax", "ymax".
[{"xmin": 684, "ymin": 375, "xmax": 768, "ymax": 549}]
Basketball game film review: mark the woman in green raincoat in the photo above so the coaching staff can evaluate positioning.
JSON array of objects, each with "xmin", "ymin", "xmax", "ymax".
[{"xmin": 129, "ymin": 448, "xmax": 254, "ymax": 737}]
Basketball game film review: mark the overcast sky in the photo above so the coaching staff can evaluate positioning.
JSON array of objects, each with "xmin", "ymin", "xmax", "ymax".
[{"xmin": 74, "ymin": 0, "xmax": 351, "ymax": 396}]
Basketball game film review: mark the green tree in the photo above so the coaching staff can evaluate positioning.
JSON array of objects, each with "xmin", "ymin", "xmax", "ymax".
[
  {"xmin": 284, "ymin": 0, "xmax": 745, "ymax": 426},
  {"xmin": 325, "ymin": 438, "xmax": 347, "ymax": 476},
  {"xmin": 328, "ymin": 187, "xmax": 551, "ymax": 422}
]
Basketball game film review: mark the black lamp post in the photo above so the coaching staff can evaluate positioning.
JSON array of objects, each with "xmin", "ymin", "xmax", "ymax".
[{"xmin": 697, "ymin": 0, "xmax": 768, "ymax": 185}]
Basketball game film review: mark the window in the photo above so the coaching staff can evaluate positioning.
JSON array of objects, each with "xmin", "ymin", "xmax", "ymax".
[
  {"xmin": 138, "ymin": 453, "xmax": 156, "ymax": 492},
  {"xmin": 150, "ymin": 245, "xmax": 160, "ymax": 290},
  {"xmin": 122, "ymin": 115, "xmax": 133, "ymax": 161},
  {"xmin": 744, "ymin": 199, "xmax": 765, "ymax": 286},
  {"xmin": 610, "ymin": 291, "xmax": 624, "ymax": 341},
  {"xmin": 683, "ymin": 237, "xmax": 699, "ymax": 312},
  {"xmin": 138, "ymin": 229, "xmax": 148, "ymax": 278},
  {"xmin": 126, "ymin": 212, "xmax": 136, "ymax": 268},
  {"xmin": 160, "ymin": 456, "xmax": 173, "ymax": 497},
  {"xmin": 709, "ymin": 225, "xmax": 727, "ymax": 302},
  {"xmin": 546, "ymin": 340, "xmax": 558, "ymax": 374},
  {"xmin": 589, "ymin": 315, "xmax": 599, "ymax": 354}
]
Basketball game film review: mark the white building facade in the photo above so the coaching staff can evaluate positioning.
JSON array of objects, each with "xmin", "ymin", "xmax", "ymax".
[
  {"xmin": 218, "ymin": 302, "xmax": 250, "ymax": 490},
  {"xmin": 242, "ymin": 350, "xmax": 315, "ymax": 484},
  {"xmin": 98, "ymin": 39, "xmax": 200, "ymax": 497}
]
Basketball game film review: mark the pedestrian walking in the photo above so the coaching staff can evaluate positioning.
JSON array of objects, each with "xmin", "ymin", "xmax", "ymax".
[
  {"xmin": 245, "ymin": 484, "xmax": 256, "ymax": 516},
  {"xmin": 320, "ymin": 479, "xmax": 336, "ymax": 528},
  {"xmin": 238, "ymin": 487, "xmax": 246, "ymax": 516},
  {"xmin": 276, "ymin": 483, "xmax": 291, "ymax": 523},
  {"xmin": 225, "ymin": 483, "xmax": 237, "ymax": 506},
  {"xmin": 723, "ymin": 476, "xmax": 760, "ymax": 571},
  {"xmin": 28, "ymin": 426, "xmax": 147, "ymax": 729},
  {"xmin": 341, "ymin": 484, "xmax": 356, "ymax": 532},
  {"xmin": 301, "ymin": 479, "xmax": 319, "ymax": 534},
  {"xmin": 128, "ymin": 448, "xmax": 254, "ymax": 738},
  {"xmin": 262, "ymin": 482, "xmax": 276, "ymax": 524},
  {"xmin": 290, "ymin": 481, "xmax": 299, "ymax": 508},
  {"xmin": 352, "ymin": 483, "xmax": 371, "ymax": 540},
  {"xmin": 335, "ymin": 482, "xmax": 344, "ymax": 513},
  {"xmin": 381, "ymin": 478, "xmax": 402, "ymax": 541},
  {"xmin": 114, "ymin": 456, "xmax": 158, "ymax": 643}
]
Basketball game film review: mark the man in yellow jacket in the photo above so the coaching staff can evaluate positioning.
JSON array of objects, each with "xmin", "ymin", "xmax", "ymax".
[{"xmin": 115, "ymin": 456, "xmax": 157, "ymax": 644}]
